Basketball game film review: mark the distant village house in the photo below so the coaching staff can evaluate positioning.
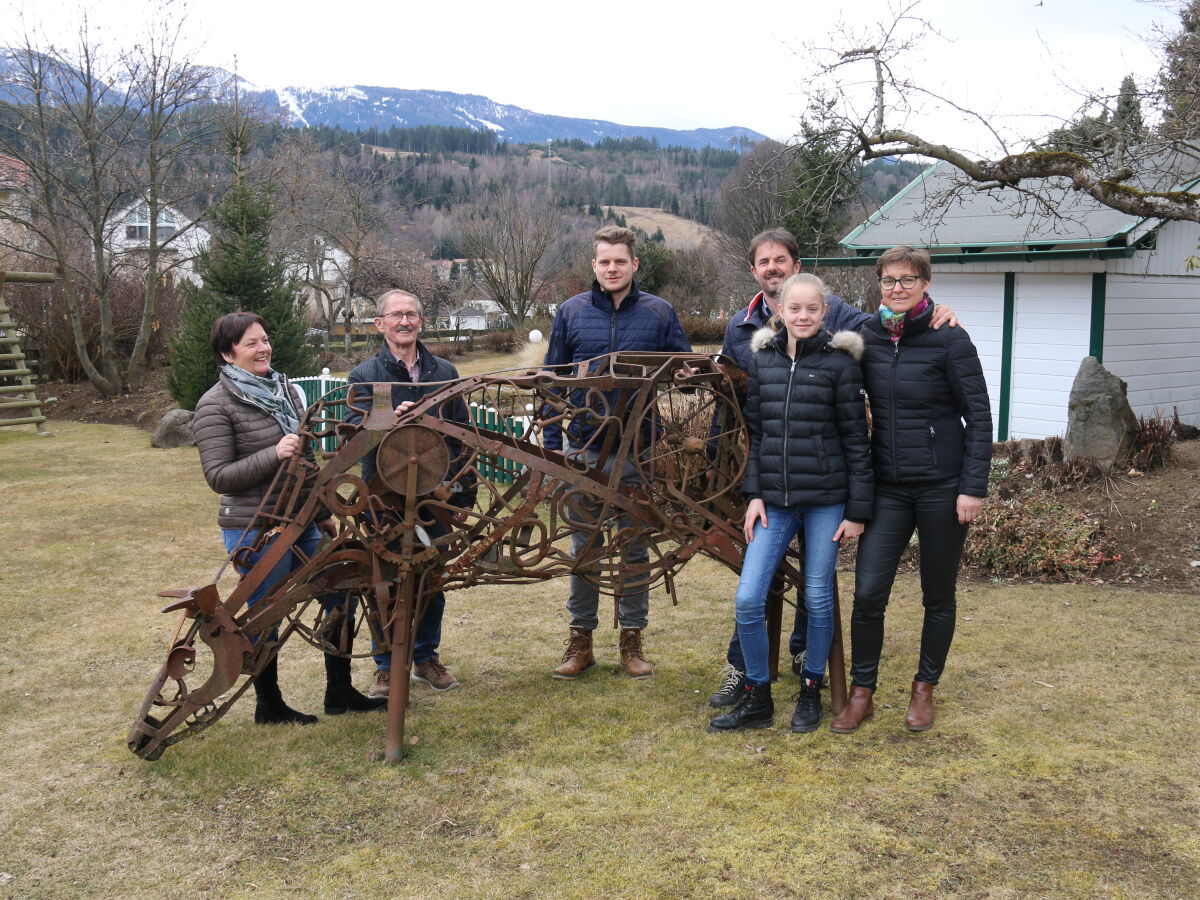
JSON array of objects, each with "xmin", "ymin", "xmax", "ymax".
[{"xmin": 108, "ymin": 200, "xmax": 210, "ymax": 284}]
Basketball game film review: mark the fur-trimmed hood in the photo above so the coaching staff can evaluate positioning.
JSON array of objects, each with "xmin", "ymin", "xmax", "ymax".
[
  {"xmin": 750, "ymin": 325, "xmax": 775, "ymax": 353},
  {"xmin": 750, "ymin": 325, "xmax": 864, "ymax": 361},
  {"xmin": 830, "ymin": 329, "xmax": 864, "ymax": 361}
]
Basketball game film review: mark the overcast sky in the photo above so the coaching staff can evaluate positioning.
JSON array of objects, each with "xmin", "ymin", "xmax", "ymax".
[{"xmin": 3, "ymin": 0, "xmax": 1180, "ymax": 151}]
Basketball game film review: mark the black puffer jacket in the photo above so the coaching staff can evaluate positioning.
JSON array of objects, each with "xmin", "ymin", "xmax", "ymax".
[
  {"xmin": 859, "ymin": 301, "xmax": 992, "ymax": 496},
  {"xmin": 742, "ymin": 327, "xmax": 874, "ymax": 522},
  {"xmin": 194, "ymin": 371, "xmax": 316, "ymax": 530}
]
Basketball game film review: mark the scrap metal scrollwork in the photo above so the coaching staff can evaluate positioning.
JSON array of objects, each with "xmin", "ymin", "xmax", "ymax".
[{"xmin": 128, "ymin": 352, "xmax": 801, "ymax": 762}]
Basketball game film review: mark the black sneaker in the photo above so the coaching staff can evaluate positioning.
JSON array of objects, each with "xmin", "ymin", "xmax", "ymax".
[
  {"xmin": 708, "ymin": 665, "xmax": 746, "ymax": 708},
  {"xmin": 791, "ymin": 650, "xmax": 807, "ymax": 677},
  {"xmin": 790, "ymin": 678, "xmax": 823, "ymax": 733}
]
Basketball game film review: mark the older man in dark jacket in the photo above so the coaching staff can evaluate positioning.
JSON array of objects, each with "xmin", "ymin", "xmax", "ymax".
[
  {"xmin": 542, "ymin": 226, "xmax": 692, "ymax": 681},
  {"xmin": 347, "ymin": 288, "xmax": 475, "ymax": 697}
]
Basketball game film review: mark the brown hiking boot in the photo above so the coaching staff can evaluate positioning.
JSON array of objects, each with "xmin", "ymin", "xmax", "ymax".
[
  {"xmin": 552, "ymin": 627, "xmax": 595, "ymax": 679},
  {"xmin": 905, "ymin": 680, "xmax": 935, "ymax": 732},
  {"xmin": 618, "ymin": 627, "xmax": 654, "ymax": 678},
  {"xmin": 830, "ymin": 686, "xmax": 874, "ymax": 733},
  {"xmin": 412, "ymin": 658, "xmax": 459, "ymax": 691},
  {"xmin": 367, "ymin": 669, "xmax": 390, "ymax": 700}
]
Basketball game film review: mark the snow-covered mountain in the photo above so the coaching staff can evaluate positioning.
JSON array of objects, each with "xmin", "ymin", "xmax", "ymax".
[
  {"xmin": 0, "ymin": 51, "xmax": 765, "ymax": 151},
  {"xmin": 248, "ymin": 84, "xmax": 765, "ymax": 151}
]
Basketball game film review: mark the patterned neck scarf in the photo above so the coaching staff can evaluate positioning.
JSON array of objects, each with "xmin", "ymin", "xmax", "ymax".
[
  {"xmin": 221, "ymin": 363, "xmax": 300, "ymax": 435},
  {"xmin": 879, "ymin": 295, "xmax": 931, "ymax": 342}
]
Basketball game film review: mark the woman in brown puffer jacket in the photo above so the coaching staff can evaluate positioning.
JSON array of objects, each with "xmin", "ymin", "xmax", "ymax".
[{"xmin": 193, "ymin": 312, "xmax": 384, "ymax": 725}]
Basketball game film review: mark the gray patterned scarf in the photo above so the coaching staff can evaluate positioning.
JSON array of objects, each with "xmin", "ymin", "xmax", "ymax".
[{"xmin": 221, "ymin": 364, "xmax": 301, "ymax": 435}]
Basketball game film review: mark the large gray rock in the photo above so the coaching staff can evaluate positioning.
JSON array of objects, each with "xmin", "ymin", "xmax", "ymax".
[
  {"xmin": 151, "ymin": 408, "xmax": 196, "ymax": 448},
  {"xmin": 1063, "ymin": 357, "xmax": 1137, "ymax": 470}
]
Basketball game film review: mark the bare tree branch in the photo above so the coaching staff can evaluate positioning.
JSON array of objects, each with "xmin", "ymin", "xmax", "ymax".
[
  {"xmin": 460, "ymin": 184, "xmax": 563, "ymax": 324},
  {"xmin": 791, "ymin": 0, "xmax": 1200, "ymax": 230}
]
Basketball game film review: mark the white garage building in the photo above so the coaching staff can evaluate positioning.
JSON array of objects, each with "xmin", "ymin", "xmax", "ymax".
[{"xmin": 811, "ymin": 162, "xmax": 1200, "ymax": 440}]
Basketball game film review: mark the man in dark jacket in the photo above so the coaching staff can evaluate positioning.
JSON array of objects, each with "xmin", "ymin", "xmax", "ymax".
[
  {"xmin": 542, "ymin": 226, "xmax": 692, "ymax": 680},
  {"xmin": 709, "ymin": 229, "xmax": 959, "ymax": 708},
  {"xmin": 721, "ymin": 229, "xmax": 872, "ymax": 376},
  {"xmin": 347, "ymin": 288, "xmax": 474, "ymax": 696}
]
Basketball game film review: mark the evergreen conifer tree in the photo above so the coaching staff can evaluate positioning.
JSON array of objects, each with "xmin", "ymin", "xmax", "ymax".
[
  {"xmin": 168, "ymin": 113, "xmax": 315, "ymax": 410},
  {"xmin": 1114, "ymin": 74, "xmax": 1146, "ymax": 138}
]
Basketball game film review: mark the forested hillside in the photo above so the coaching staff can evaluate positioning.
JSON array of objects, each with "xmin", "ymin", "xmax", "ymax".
[{"xmin": 0, "ymin": 32, "xmax": 923, "ymax": 394}]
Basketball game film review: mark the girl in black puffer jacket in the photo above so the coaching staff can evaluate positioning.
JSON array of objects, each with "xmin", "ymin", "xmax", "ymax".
[{"xmin": 709, "ymin": 274, "xmax": 873, "ymax": 734}]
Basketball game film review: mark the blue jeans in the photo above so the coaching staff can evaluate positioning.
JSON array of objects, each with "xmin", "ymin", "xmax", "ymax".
[
  {"xmin": 373, "ymin": 515, "xmax": 449, "ymax": 670},
  {"xmin": 733, "ymin": 503, "xmax": 844, "ymax": 686},
  {"xmin": 374, "ymin": 591, "xmax": 445, "ymax": 670},
  {"xmin": 222, "ymin": 523, "xmax": 329, "ymax": 643},
  {"xmin": 726, "ymin": 560, "xmax": 808, "ymax": 670},
  {"xmin": 222, "ymin": 523, "xmax": 325, "ymax": 608}
]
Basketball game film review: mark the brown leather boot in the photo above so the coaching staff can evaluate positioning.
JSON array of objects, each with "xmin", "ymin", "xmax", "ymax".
[
  {"xmin": 829, "ymin": 686, "xmax": 874, "ymax": 733},
  {"xmin": 618, "ymin": 627, "xmax": 654, "ymax": 678},
  {"xmin": 905, "ymin": 680, "xmax": 935, "ymax": 732},
  {"xmin": 552, "ymin": 627, "xmax": 595, "ymax": 679}
]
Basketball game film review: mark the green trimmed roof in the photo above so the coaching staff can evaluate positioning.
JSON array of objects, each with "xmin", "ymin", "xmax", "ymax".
[{"xmin": 842, "ymin": 161, "xmax": 1149, "ymax": 252}]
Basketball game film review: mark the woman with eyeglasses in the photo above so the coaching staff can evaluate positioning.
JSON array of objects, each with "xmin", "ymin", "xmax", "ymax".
[
  {"xmin": 830, "ymin": 246, "xmax": 992, "ymax": 735},
  {"xmin": 193, "ymin": 312, "xmax": 385, "ymax": 726}
]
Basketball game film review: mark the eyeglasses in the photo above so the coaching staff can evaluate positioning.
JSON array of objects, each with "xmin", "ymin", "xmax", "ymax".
[
  {"xmin": 378, "ymin": 311, "xmax": 421, "ymax": 321},
  {"xmin": 879, "ymin": 275, "xmax": 922, "ymax": 289}
]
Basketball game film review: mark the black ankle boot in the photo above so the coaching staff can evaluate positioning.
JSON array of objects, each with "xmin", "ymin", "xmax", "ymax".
[
  {"xmin": 324, "ymin": 653, "xmax": 387, "ymax": 715},
  {"xmin": 791, "ymin": 677, "xmax": 823, "ymax": 733},
  {"xmin": 254, "ymin": 657, "xmax": 318, "ymax": 725},
  {"xmin": 708, "ymin": 682, "xmax": 773, "ymax": 732}
]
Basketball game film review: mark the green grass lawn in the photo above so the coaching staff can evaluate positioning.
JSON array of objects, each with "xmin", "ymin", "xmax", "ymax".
[{"xmin": 0, "ymin": 423, "xmax": 1196, "ymax": 899}]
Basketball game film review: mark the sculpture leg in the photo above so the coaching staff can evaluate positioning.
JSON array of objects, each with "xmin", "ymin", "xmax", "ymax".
[
  {"xmin": 766, "ymin": 596, "xmax": 782, "ymax": 681},
  {"xmin": 828, "ymin": 575, "xmax": 847, "ymax": 715},
  {"xmin": 766, "ymin": 574, "xmax": 784, "ymax": 681},
  {"xmin": 385, "ymin": 573, "xmax": 417, "ymax": 764}
]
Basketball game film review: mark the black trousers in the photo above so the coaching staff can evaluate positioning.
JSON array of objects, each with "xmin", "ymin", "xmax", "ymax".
[{"xmin": 850, "ymin": 478, "xmax": 968, "ymax": 690}]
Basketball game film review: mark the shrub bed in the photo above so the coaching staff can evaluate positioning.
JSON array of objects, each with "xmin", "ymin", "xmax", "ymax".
[{"xmin": 680, "ymin": 315, "xmax": 726, "ymax": 345}]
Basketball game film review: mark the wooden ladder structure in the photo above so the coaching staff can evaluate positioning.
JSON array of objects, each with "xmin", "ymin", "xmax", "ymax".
[{"xmin": 0, "ymin": 270, "xmax": 56, "ymax": 435}]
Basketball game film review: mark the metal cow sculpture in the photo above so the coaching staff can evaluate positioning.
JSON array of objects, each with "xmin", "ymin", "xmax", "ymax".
[{"xmin": 128, "ymin": 352, "xmax": 824, "ymax": 763}]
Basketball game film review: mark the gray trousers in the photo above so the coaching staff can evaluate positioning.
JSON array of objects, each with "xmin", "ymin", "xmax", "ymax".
[{"xmin": 566, "ymin": 446, "xmax": 650, "ymax": 630}]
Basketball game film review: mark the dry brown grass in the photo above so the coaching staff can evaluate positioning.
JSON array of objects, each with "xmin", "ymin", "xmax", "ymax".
[
  {"xmin": 454, "ymin": 341, "xmax": 547, "ymax": 377},
  {"xmin": 0, "ymin": 423, "xmax": 1197, "ymax": 899},
  {"xmin": 609, "ymin": 207, "xmax": 718, "ymax": 249}
]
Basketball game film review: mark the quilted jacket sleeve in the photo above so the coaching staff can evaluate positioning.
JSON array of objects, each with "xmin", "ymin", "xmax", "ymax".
[
  {"xmin": 740, "ymin": 354, "xmax": 763, "ymax": 500},
  {"xmin": 833, "ymin": 359, "xmax": 874, "ymax": 522},
  {"xmin": 662, "ymin": 307, "xmax": 693, "ymax": 353},
  {"xmin": 825, "ymin": 294, "xmax": 872, "ymax": 334},
  {"xmin": 540, "ymin": 308, "xmax": 573, "ymax": 453},
  {"xmin": 344, "ymin": 365, "xmax": 365, "ymax": 427},
  {"xmin": 193, "ymin": 394, "xmax": 280, "ymax": 496},
  {"xmin": 946, "ymin": 332, "xmax": 993, "ymax": 497}
]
